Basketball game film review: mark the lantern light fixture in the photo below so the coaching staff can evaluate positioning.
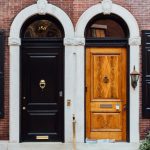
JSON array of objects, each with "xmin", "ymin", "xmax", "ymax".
[{"xmin": 130, "ymin": 65, "xmax": 140, "ymax": 89}]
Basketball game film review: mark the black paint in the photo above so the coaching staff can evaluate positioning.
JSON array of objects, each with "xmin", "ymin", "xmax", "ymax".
[
  {"xmin": 142, "ymin": 30, "xmax": 150, "ymax": 118},
  {"xmin": 20, "ymin": 41, "xmax": 64, "ymax": 142},
  {"xmin": 20, "ymin": 15, "xmax": 64, "ymax": 142}
]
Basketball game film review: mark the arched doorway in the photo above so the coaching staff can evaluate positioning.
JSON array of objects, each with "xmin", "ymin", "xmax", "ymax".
[
  {"xmin": 20, "ymin": 15, "xmax": 64, "ymax": 142},
  {"xmin": 9, "ymin": 1, "xmax": 74, "ymax": 143},
  {"xmin": 85, "ymin": 14, "xmax": 129, "ymax": 141},
  {"xmin": 75, "ymin": 0, "xmax": 141, "ymax": 143}
]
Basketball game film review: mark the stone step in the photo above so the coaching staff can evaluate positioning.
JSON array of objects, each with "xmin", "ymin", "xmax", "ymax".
[{"xmin": 0, "ymin": 142, "xmax": 140, "ymax": 150}]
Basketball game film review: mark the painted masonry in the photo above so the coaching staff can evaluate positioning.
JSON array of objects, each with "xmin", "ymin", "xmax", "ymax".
[{"xmin": 0, "ymin": 0, "xmax": 150, "ymax": 142}]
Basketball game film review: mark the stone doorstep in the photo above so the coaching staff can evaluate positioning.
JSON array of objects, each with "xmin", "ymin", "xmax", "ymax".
[{"xmin": 0, "ymin": 142, "xmax": 140, "ymax": 150}]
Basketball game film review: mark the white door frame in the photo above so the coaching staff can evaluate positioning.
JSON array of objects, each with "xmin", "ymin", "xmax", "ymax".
[{"xmin": 9, "ymin": 0, "xmax": 141, "ymax": 143}]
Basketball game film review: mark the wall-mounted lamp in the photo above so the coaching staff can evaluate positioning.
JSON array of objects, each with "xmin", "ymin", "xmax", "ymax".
[{"xmin": 130, "ymin": 66, "xmax": 140, "ymax": 89}]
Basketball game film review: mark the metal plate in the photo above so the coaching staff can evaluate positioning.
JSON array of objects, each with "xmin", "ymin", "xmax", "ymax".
[
  {"xmin": 100, "ymin": 104, "xmax": 112, "ymax": 108},
  {"xmin": 36, "ymin": 136, "xmax": 49, "ymax": 140}
]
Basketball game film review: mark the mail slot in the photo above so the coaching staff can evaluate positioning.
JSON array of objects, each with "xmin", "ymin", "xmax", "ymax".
[
  {"xmin": 100, "ymin": 104, "xmax": 112, "ymax": 108},
  {"xmin": 36, "ymin": 136, "xmax": 49, "ymax": 140}
]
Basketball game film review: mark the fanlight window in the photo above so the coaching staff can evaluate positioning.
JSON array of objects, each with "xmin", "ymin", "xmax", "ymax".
[
  {"xmin": 23, "ymin": 20, "xmax": 62, "ymax": 38},
  {"xmin": 86, "ymin": 19, "xmax": 127, "ymax": 38}
]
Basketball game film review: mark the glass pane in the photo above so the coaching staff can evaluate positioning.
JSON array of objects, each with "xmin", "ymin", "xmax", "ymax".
[
  {"xmin": 24, "ymin": 20, "xmax": 62, "ymax": 38},
  {"xmin": 86, "ymin": 19, "xmax": 126, "ymax": 38}
]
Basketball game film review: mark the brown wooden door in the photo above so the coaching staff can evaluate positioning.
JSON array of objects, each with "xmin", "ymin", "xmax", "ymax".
[{"xmin": 86, "ymin": 48, "xmax": 127, "ymax": 141}]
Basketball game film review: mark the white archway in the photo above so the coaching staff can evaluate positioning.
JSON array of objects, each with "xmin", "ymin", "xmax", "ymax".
[
  {"xmin": 9, "ymin": 0, "xmax": 75, "ymax": 143},
  {"xmin": 74, "ymin": 0, "xmax": 141, "ymax": 143}
]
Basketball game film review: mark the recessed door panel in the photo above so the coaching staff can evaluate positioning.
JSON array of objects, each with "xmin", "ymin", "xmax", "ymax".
[
  {"xmin": 26, "ymin": 54, "xmax": 59, "ymax": 103},
  {"xmin": 21, "ymin": 47, "xmax": 64, "ymax": 142},
  {"xmin": 86, "ymin": 48, "xmax": 127, "ymax": 141}
]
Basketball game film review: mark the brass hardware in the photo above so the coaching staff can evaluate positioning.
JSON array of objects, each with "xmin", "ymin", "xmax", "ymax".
[
  {"xmin": 36, "ymin": 136, "xmax": 49, "ymax": 140},
  {"xmin": 67, "ymin": 99, "xmax": 71, "ymax": 107},
  {"xmin": 23, "ymin": 97, "xmax": 26, "ymax": 100},
  {"xmin": 100, "ymin": 104, "xmax": 112, "ymax": 108},
  {"xmin": 39, "ymin": 79, "xmax": 46, "ymax": 90},
  {"xmin": 103, "ymin": 76, "xmax": 109, "ymax": 83},
  {"xmin": 22, "ymin": 106, "xmax": 26, "ymax": 110}
]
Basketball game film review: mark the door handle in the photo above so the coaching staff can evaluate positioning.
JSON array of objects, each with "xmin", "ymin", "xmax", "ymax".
[{"xmin": 22, "ymin": 106, "xmax": 26, "ymax": 110}]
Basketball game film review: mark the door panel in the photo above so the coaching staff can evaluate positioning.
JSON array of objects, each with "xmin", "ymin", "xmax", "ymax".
[
  {"xmin": 86, "ymin": 48, "xmax": 126, "ymax": 141},
  {"xmin": 21, "ymin": 46, "xmax": 64, "ymax": 142},
  {"xmin": 93, "ymin": 54, "xmax": 120, "ymax": 99}
]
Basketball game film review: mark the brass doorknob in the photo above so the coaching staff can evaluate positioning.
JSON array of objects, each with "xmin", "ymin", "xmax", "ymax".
[{"xmin": 22, "ymin": 106, "xmax": 26, "ymax": 110}]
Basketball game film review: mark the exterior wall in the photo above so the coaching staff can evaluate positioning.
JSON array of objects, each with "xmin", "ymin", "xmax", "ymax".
[{"xmin": 0, "ymin": 0, "xmax": 150, "ymax": 140}]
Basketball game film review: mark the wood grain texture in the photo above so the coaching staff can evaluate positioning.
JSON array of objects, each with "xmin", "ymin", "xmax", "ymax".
[
  {"xmin": 93, "ymin": 54, "xmax": 119, "ymax": 99},
  {"xmin": 86, "ymin": 48, "xmax": 127, "ymax": 141}
]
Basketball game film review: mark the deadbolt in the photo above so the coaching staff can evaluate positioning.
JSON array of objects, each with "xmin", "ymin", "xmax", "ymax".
[
  {"xmin": 22, "ymin": 97, "xmax": 26, "ymax": 100},
  {"xmin": 22, "ymin": 106, "xmax": 26, "ymax": 110}
]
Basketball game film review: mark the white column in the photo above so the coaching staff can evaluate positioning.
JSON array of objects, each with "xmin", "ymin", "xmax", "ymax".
[
  {"xmin": 64, "ymin": 46, "xmax": 76, "ymax": 142},
  {"xmin": 9, "ymin": 45, "xmax": 20, "ymax": 143},
  {"xmin": 74, "ymin": 46, "xmax": 85, "ymax": 142},
  {"xmin": 129, "ymin": 45, "xmax": 140, "ymax": 142},
  {"xmin": 64, "ymin": 38, "xmax": 85, "ymax": 143}
]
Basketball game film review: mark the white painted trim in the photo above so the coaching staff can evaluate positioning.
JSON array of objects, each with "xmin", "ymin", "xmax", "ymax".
[
  {"xmin": 9, "ymin": 2, "xmax": 74, "ymax": 143},
  {"xmin": 9, "ymin": 4, "xmax": 74, "ymax": 43},
  {"xmin": 75, "ymin": 3, "xmax": 140, "ymax": 39},
  {"xmin": 75, "ymin": 2, "xmax": 141, "ymax": 143}
]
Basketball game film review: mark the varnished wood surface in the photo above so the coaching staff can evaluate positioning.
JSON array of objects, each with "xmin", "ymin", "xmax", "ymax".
[{"xmin": 86, "ymin": 48, "xmax": 127, "ymax": 141}]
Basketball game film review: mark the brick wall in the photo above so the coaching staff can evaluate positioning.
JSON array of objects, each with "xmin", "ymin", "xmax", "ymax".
[{"xmin": 0, "ymin": 0, "xmax": 150, "ymax": 140}]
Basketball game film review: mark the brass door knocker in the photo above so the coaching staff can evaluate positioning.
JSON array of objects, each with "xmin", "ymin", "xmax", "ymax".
[
  {"xmin": 103, "ymin": 76, "xmax": 109, "ymax": 84},
  {"xmin": 39, "ymin": 79, "xmax": 46, "ymax": 90}
]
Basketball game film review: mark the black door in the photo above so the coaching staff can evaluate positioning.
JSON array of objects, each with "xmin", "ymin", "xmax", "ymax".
[{"xmin": 20, "ymin": 40, "xmax": 64, "ymax": 142}]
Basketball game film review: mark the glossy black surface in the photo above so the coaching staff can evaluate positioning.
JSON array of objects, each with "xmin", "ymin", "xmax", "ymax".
[
  {"xmin": 142, "ymin": 30, "xmax": 150, "ymax": 118},
  {"xmin": 20, "ymin": 41, "xmax": 64, "ymax": 142},
  {"xmin": 20, "ymin": 15, "xmax": 64, "ymax": 142}
]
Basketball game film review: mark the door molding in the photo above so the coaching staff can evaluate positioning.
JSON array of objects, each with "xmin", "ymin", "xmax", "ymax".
[
  {"xmin": 75, "ymin": 0, "xmax": 141, "ymax": 143},
  {"xmin": 9, "ymin": 0, "xmax": 74, "ymax": 143}
]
